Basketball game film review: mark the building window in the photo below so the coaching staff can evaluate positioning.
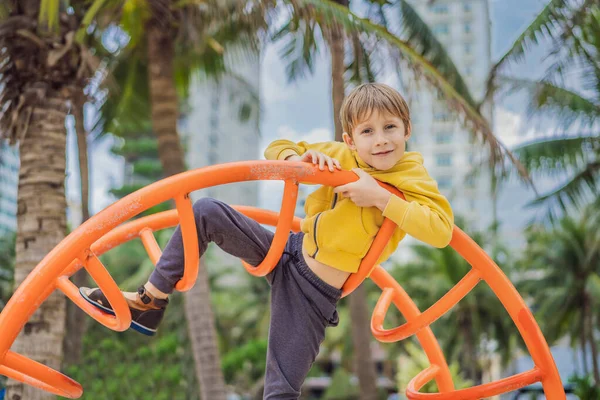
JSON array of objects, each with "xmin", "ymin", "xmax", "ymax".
[
  {"xmin": 438, "ymin": 176, "xmax": 452, "ymax": 189},
  {"xmin": 432, "ymin": 5, "xmax": 449, "ymax": 14},
  {"xmin": 435, "ymin": 132, "xmax": 453, "ymax": 144},
  {"xmin": 208, "ymin": 150, "xmax": 218, "ymax": 165},
  {"xmin": 434, "ymin": 112, "xmax": 450, "ymax": 122},
  {"xmin": 436, "ymin": 153, "xmax": 452, "ymax": 167},
  {"xmin": 209, "ymin": 134, "xmax": 218, "ymax": 147},
  {"xmin": 465, "ymin": 175, "xmax": 476, "ymax": 187},
  {"xmin": 464, "ymin": 2, "xmax": 472, "ymax": 12},
  {"xmin": 464, "ymin": 23, "xmax": 472, "ymax": 34},
  {"xmin": 464, "ymin": 43, "xmax": 472, "ymax": 54},
  {"xmin": 432, "ymin": 24, "xmax": 449, "ymax": 35},
  {"xmin": 209, "ymin": 113, "xmax": 218, "ymax": 129}
]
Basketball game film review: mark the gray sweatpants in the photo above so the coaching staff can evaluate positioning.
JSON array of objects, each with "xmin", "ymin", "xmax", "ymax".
[{"xmin": 149, "ymin": 198, "xmax": 342, "ymax": 399}]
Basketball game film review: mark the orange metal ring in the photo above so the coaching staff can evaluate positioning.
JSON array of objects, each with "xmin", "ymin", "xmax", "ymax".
[
  {"xmin": 0, "ymin": 161, "xmax": 565, "ymax": 399},
  {"xmin": 0, "ymin": 351, "xmax": 83, "ymax": 398},
  {"xmin": 406, "ymin": 366, "xmax": 543, "ymax": 399},
  {"xmin": 371, "ymin": 269, "xmax": 481, "ymax": 342},
  {"xmin": 242, "ymin": 180, "xmax": 299, "ymax": 276}
]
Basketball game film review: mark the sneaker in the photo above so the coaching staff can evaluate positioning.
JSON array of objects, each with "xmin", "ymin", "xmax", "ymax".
[{"xmin": 79, "ymin": 285, "xmax": 169, "ymax": 336}]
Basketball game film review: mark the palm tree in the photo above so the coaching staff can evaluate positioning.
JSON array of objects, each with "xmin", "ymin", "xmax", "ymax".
[
  {"xmin": 486, "ymin": 1, "xmax": 600, "ymax": 222},
  {"xmin": 390, "ymin": 219, "xmax": 517, "ymax": 383},
  {"xmin": 275, "ymin": 0, "xmax": 507, "ymax": 395},
  {"xmin": 517, "ymin": 204, "xmax": 600, "ymax": 386},
  {"xmin": 84, "ymin": 2, "xmax": 271, "ymax": 397},
  {"xmin": 0, "ymin": 2, "xmax": 101, "ymax": 398}
]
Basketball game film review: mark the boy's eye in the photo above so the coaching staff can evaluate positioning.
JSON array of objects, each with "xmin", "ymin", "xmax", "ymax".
[
  {"xmin": 385, "ymin": 124, "xmax": 396, "ymax": 130},
  {"xmin": 362, "ymin": 128, "xmax": 372, "ymax": 134}
]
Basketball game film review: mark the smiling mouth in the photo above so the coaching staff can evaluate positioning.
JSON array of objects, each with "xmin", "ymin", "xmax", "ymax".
[{"xmin": 373, "ymin": 150, "xmax": 394, "ymax": 156}]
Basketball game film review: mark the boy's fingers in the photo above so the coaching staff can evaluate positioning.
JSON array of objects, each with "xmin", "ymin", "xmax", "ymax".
[
  {"xmin": 333, "ymin": 184, "xmax": 346, "ymax": 193},
  {"xmin": 326, "ymin": 157, "xmax": 334, "ymax": 171},
  {"xmin": 318, "ymin": 155, "xmax": 325, "ymax": 170}
]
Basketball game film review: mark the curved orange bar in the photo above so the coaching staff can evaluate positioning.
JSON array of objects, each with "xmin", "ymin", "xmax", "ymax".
[
  {"xmin": 0, "ymin": 351, "xmax": 83, "ymax": 398},
  {"xmin": 374, "ymin": 227, "xmax": 564, "ymax": 399},
  {"xmin": 242, "ymin": 180, "xmax": 299, "ymax": 276},
  {"xmin": 406, "ymin": 367, "xmax": 542, "ymax": 399},
  {"xmin": 371, "ymin": 268, "xmax": 481, "ymax": 341},
  {"xmin": 369, "ymin": 266, "xmax": 455, "ymax": 393},
  {"xmin": 0, "ymin": 161, "xmax": 565, "ymax": 399},
  {"xmin": 449, "ymin": 227, "xmax": 564, "ymax": 399},
  {"xmin": 174, "ymin": 194, "xmax": 200, "ymax": 291}
]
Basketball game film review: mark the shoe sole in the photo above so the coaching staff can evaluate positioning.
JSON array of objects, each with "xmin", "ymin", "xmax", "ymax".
[{"xmin": 79, "ymin": 287, "xmax": 157, "ymax": 336}]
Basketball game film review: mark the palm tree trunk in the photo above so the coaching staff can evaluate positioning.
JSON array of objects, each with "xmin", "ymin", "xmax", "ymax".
[
  {"xmin": 463, "ymin": 313, "xmax": 479, "ymax": 383},
  {"xmin": 146, "ymin": 15, "xmax": 226, "ymax": 399},
  {"xmin": 184, "ymin": 256, "xmax": 228, "ymax": 399},
  {"xmin": 147, "ymin": 20, "xmax": 186, "ymax": 178},
  {"xmin": 328, "ymin": 7, "xmax": 378, "ymax": 393},
  {"xmin": 349, "ymin": 285, "xmax": 379, "ymax": 400},
  {"xmin": 63, "ymin": 94, "xmax": 89, "ymax": 368},
  {"xmin": 581, "ymin": 306, "xmax": 589, "ymax": 376},
  {"xmin": 328, "ymin": 0, "xmax": 348, "ymax": 142},
  {"xmin": 6, "ymin": 90, "xmax": 69, "ymax": 400},
  {"xmin": 585, "ymin": 299, "xmax": 600, "ymax": 385}
]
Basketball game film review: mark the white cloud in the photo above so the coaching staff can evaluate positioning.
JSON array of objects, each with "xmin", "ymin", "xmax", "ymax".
[
  {"xmin": 495, "ymin": 107, "xmax": 541, "ymax": 148},
  {"xmin": 260, "ymin": 45, "xmax": 294, "ymax": 105}
]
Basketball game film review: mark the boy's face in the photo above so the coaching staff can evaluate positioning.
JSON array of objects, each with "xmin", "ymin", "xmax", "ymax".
[{"xmin": 342, "ymin": 109, "xmax": 411, "ymax": 171}]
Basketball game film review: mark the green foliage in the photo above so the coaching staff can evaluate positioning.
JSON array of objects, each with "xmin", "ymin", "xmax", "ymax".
[
  {"xmin": 0, "ymin": 233, "xmax": 15, "ymax": 309},
  {"xmin": 61, "ymin": 292, "xmax": 199, "ymax": 400},
  {"xmin": 322, "ymin": 367, "xmax": 360, "ymax": 400},
  {"xmin": 390, "ymin": 217, "xmax": 519, "ymax": 380},
  {"xmin": 516, "ymin": 204, "xmax": 600, "ymax": 348},
  {"xmin": 222, "ymin": 339, "xmax": 267, "ymax": 387},
  {"xmin": 489, "ymin": 2, "xmax": 600, "ymax": 221},
  {"xmin": 396, "ymin": 341, "xmax": 473, "ymax": 394},
  {"xmin": 132, "ymin": 160, "xmax": 163, "ymax": 178},
  {"xmin": 569, "ymin": 374, "xmax": 600, "ymax": 400},
  {"xmin": 111, "ymin": 138, "xmax": 159, "ymax": 160}
]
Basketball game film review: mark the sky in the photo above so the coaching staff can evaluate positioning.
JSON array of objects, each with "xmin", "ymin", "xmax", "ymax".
[{"xmin": 68, "ymin": 0, "xmax": 552, "ymax": 218}]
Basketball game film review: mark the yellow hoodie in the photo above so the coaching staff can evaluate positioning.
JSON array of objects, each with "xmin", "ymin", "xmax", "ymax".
[{"xmin": 264, "ymin": 139, "xmax": 454, "ymax": 273}]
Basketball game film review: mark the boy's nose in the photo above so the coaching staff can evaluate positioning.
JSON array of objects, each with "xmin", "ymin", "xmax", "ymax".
[{"xmin": 375, "ymin": 132, "xmax": 388, "ymax": 145}]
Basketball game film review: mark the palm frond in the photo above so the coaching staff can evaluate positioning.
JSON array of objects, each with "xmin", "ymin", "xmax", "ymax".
[
  {"xmin": 486, "ymin": 0, "xmax": 572, "ymax": 93},
  {"xmin": 292, "ymin": 0, "xmax": 526, "ymax": 178},
  {"xmin": 39, "ymin": 0, "xmax": 60, "ymax": 31},
  {"xmin": 346, "ymin": 30, "xmax": 377, "ymax": 85},
  {"xmin": 395, "ymin": 0, "xmax": 476, "ymax": 106},
  {"xmin": 498, "ymin": 77, "xmax": 600, "ymax": 131},
  {"xmin": 527, "ymin": 161, "xmax": 600, "ymax": 222},
  {"xmin": 272, "ymin": 16, "xmax": 321, "ymax": 82},
  {"xmin": 513, "ymin": 135, "xmax": 599, "ymax": 177}
]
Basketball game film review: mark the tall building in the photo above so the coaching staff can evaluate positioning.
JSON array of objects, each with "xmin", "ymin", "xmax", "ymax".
[
  {"xmin": 182, "ymin": 49, "xmax": 261, "ymax": 208},
  {"xmin": 400, "ymin": 0, "xmax": 495, "ymax": 244},
  {"xmin": 0, "ymin": 142, "xmax": 19, "ymax": 235}
]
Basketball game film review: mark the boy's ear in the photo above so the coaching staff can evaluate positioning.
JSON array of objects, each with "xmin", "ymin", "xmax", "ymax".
[
  {"xmin": 404, "ymin": 122, "xmax": 412, "ymax": 141},
  {"xmin": 342, "ymin": 132, "xmax": 356, "ymax": 150}
]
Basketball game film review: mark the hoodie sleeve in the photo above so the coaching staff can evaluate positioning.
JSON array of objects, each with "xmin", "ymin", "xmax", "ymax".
[
  {"xmin": 382, "ymin": 169, "xmax": 454, "ymax": 248},
  {"xmin": 264, "ymin": 139, "xmax": 348, "ymax": 162}
]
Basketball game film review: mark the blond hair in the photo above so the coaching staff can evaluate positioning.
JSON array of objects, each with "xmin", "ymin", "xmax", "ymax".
[{"xmin": 340, "ymin": 83, "xmax": 411, "ymax": 137}]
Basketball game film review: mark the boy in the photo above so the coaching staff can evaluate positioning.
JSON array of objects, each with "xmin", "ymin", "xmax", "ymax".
[{"xmin": 81, "ymin": 83, "xmax": 454, "ymax": 399}]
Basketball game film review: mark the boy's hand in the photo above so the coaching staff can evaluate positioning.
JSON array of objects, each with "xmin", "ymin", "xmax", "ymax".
[
  {"xmin": 334, "ymin": 169, "xmax": 391, "ymax": 210},
  {"xmin": 286, "ymin": 150, "xmax": 341, "ymax": 172}
]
